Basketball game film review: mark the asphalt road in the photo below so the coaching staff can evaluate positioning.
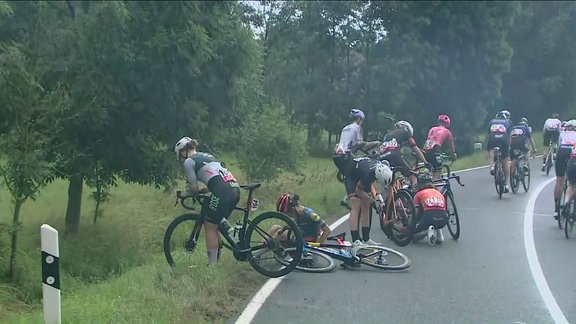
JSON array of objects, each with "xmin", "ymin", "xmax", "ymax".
[{"xmin": 233, "ymin": 159, "xmax": 573, "ymax": 324}]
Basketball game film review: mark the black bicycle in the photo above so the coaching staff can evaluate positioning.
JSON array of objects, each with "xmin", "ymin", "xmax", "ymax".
[
  {"xmin": 565, "ymin": 192, "xmax": 576, "ymax": 239},
  {"xmin": 557, "ymin": 177, "xmax": 568, "ymax": 229},
  {"xmin": 163, "ymin": 183, "xmax": 303, "ymax": 278},
  {"xmin": 493, "ymin": 147, "xmax": 505, "ymax": 199},
  {"xmin": 275, "ymin": 233, "xmax": 411, "ymax": 272},
  {"xmin": 545, "ymin": 140, "xmax": 557, "ymax": 176},
  {"xmin": 433, "ymin": 173, "xmax": 465, "ymax": 240},
  {"xmin": 510, "ymin": 150, "xmax": 531, "ymax": 194}
]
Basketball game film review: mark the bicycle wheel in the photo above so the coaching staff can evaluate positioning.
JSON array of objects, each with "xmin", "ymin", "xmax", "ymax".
[
  {"xmin": 522, "ymin": 163, "xmax": 530, "ymax": 192},
  {"xmin": 357, "ymin": 245, "xmax": 411, "ymax": 270},
  {"xmin": 565, "ymin": 198, "xmax": 576, "ymax": 239},
  {"xmin": 276, "ymin": 248, "xmax": 336, "ymax": 273},
  {"xmin": 385, "ymin": 190, "xmax": 416, "ymax": 247},
  {"xmin": 558, "ymin": 181, "xmax": 567, "ymax": 229},
  {"xmin": 494, "ymin": 162, "xmax": 504, "ymax": 199},
  {"xmin": 245, "ymin": 211, "xmax": 302, "ymax": 278},
  {"xmin": 163, "ymin": 213, "xmax": 204, "ymax": 268},
  {"xmin": 445, "ymin": 190, "xmax": 460, "ymax": 240},
  {"xmin": 510, "ymin": 161, "xmax": 519, "ymax": 194},
  {"xmin": 546, "ymin": 152, "xmax": 553, "ymax": 176}
]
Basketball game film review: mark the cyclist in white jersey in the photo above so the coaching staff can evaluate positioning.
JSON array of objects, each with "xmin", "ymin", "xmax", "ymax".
[
  {"xmin": 553, "ymin": 121, "xmax": 576, "ymax": 218},
  {"xmin": 174, "ymin": 137, "xmax": 240, "ymax": 265},
  {"xmin": 542, "ymin": 112, "xmax": 562, "ymax": 171}
]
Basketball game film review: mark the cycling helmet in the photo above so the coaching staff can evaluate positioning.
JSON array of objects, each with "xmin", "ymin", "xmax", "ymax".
[
  {"xmin": 350, "ymin": 108, "xmax": 365, "ymax": 120},
  {"xmin": 174, "ymin": 137, "xmax": 193, "ymax": 159},
  {"xmin": 495, "ymin": 111, "xmax": 506, "ymax": 119},
  {"xmin": 276, "ymin": 193, "xmax": 296, "ymax": 213},
  {"xmin": 552, "ymin": 112, "xmax": 559, "ymax": 118},
  {"xmin": 438, "ymin": 114, "xmax": 451, "ymax": 127},
  {"xmin": 374, "ymin": 160, "xmax": 393, "ymax": 187},
  {"xmin": 562, "ymin": 121, "xmax": 567, "ymax": 127},
  {"xmin": 395, "ymin": 120, "xmax": 414, "ymax": 137},
  {"xmin": 501, "ymin": 110, "xmax": 511, "ymax": 119},
  {"xmin": 519, "ymin": 117, "xmax": 528, "ymax": 125},
  {"xmin": 566, "ymin": 119, "xmax": 576, "ymax": 130}
]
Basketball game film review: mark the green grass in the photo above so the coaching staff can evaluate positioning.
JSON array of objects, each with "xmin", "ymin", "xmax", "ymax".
[{"xmin": 0, "ymin": 132, "xmax": 543, "ymax": 323}]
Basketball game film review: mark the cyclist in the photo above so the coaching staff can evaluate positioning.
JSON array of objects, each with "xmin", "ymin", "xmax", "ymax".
[
  {"xmin": 174, "ymin": 137, "xmax": 240, "ymax": 265},
  {"xmin": 422, "ymin": 114, "xmax": 457, "ymax": 179},
  {"xmin": 270, "ymin": 193, "xmax": 332, "ymax": 243},
  {"xmin": 542, "ymin": 112, "xmax": 562, "ymax": 172},
  {"xmin": 379, "ymin": 120, "xmax": 427, "ymax": 186},
  {"xmin": 412, "ymin": 171, "xmax": 447, "ymax": 246},
  {"xmin": 553, "ymin": 120, "xmax": 576, "ymax": 217},
  {"xmin": 486, "ymin": 110, "xmax": 513, "ymax": 193},
  {"xmin": 509, "ymin": 117, "xmax": 537, "ymax": 185},
  {"xmin": 345, "ymin": 158, "xmax": 393, "ymax": 246},
  {"xmin": 333, "ymin": 108, "xmax": 380, "ymax": 208},
  {"xmin": 563, "ymin": 132, "xmax": 576, "ymax": 212}
]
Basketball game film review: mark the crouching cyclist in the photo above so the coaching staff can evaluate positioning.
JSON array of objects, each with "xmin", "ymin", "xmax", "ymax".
[
  {"xmin": 554, "ymin": 120, "xmax": 576, "ymax": 218},
  {"xmin": 509, "ymin": 117, "xmax": 537, "ymax": 186},
  {"xmin": 412, "ymin": 171, "xmax": 447, "ymax": 246},
  {"xmin": 270, "ymin": 193, "xmax": 332, "ymax": 243}
]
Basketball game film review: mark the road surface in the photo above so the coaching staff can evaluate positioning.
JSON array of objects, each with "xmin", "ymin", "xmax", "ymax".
[{"xmin": 233, "ymin": 160, "xmax": 573, "ymax": 324}]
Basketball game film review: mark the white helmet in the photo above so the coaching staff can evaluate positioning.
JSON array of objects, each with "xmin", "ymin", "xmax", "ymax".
[
  {"xmin": 501, "ymin": 110, "xmax": 511, "ymax": 119},
  {"xmin": 350, "ymin": 108, "xmax": 365, "ymax": 120},
  {"xmin": 395, "ymin": 120, "xmax": 414, "ymax": 137},
  {"xmin": 566, "ymin": 119, "xmax": 576, "ymax": 129},
  {"xmin": 375, "ymin": 160, "xmax": 393, "ymax": 187},
  {"xmin": 174, "ymin": 137, "xmax": 193, "ymax": 159}
]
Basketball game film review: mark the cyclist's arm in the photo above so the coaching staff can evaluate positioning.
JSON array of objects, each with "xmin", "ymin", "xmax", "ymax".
[
  {"xmin": 317, "ymin": 222, "xmax": 331, "ymax": 243},
  {"xmin": 183, "ymin": 159, "xmax": 201, "ymax": 193},
  {"xmin": 447, "ymin": 131, "xmax": 456, "ymax": 155},
  {"xmin": 411, "ymin": 144, "xmax": 427, "ymax": 162}
]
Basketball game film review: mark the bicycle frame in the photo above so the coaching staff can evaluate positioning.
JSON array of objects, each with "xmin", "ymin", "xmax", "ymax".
[
  {"xmin": 175, "ymin": 187, "xmax": 267, "ymax": 258},
  {"xmin": 305, "ymin": 238, "xmax": 383, "ymax": 264}
]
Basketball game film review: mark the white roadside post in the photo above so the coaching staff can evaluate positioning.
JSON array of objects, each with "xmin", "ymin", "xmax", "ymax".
[{"xmin": 41, "ymin": 224, "xmax": 61, "ymax": 324}]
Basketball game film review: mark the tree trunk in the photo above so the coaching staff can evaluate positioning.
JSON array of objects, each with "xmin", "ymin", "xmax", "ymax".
[
  {"xmin": 8, "ymin": 198, "xmax": 24, "ymax": 282},
  {"xmin": 65, "ymin": 174, "xmax": 83, "ymax": 235}
]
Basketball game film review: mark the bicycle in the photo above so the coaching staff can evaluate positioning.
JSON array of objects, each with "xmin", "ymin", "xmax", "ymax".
[
  {"xmin": 564, "ymin": 191, "xmax": 576, "ymax": 239},
  {"xmin": 545, "ymin": 140, "xmax": 557, "ymax": 176},
  {"xmin": 557, "ymin": 177, "xmax": 568, "ymax": 229},
  {"xmin": 276, "ymin": 232, "xmax": 411, "ymax": 272},
  {"xmin": 510, "ymin": 149, "xmax": 531, "ymax": 194},
  {"xmin": 378, "ymin": 167, "xmax": 417, "ymax": 247},
  {"xmin": 492, "ymin": 147, "xmax": 506, "ymax": 199},
  {"xmin": 163, "ymin": 183, "xmax": 303, "ymax": 278},
  {"xmin": 432, "ymin": 173, "xmax": 465, "ymax": 240},
  {"xmin": 435, "ymin": 152, "xmax": 456, "ymax": 177}
]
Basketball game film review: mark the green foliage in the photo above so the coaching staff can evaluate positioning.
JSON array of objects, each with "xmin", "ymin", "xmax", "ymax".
[{"xmin": 234, "ymin": 104, "xmax": 308, "ymax": 182}]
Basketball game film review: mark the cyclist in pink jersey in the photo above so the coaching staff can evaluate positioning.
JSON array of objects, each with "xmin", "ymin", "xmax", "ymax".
[{"xmin": 422, "ymin": 114, "xmax": 457, "ymax": 179}]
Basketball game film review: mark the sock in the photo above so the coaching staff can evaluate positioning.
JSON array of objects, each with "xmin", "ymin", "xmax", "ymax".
[
  {"xmin": 361, "ymin": 227, "xmax": 370, "ymax": 241},
  {"xmin": 207, "ymin": 248, "xmax": 219, "ymax": 264},
  {"xmin": 351, "ymin": 230, "xmax": 361, "ymax": 242}
]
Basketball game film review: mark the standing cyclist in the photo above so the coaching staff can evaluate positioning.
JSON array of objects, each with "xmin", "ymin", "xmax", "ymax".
[
  {"xmin": 509, "ymin": 117, "xmax": 536, "ymax": 187},
  {"xmin": 542, "ymin": 112, "xmax": 562, "ymax": 172},
  {"xmin": 174, "ymin": 137, "xmax": 240, "ymax": 265},
  {"xmin": 553, "ymin": 120, "xmax": 576, "ymax": 217},
  {"xmin": 422, "ymin": 114, "xmax": 457, "ymax": 179},
  {"xmin": 486, "ymin": 110, "xmax": 513, "ymax": 193},
  {"xmin": 333, "ymin": 109, "xmax": 380, "ymax": 208}
]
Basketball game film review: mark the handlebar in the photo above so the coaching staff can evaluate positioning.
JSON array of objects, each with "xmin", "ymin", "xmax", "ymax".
[
  {"xmin": 433, "ymin": 173, "xmax": 465, "ymax": 187},
  {"xmin": 174, "ymin": 190, "xmax": 210, "ymax": 210}
]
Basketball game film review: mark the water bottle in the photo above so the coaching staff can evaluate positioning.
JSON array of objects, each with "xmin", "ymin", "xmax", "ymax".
[
  {"xmin": 233, "ymin": 221, "xmax": 242, "ymax": 238},
  {"xmin": 340, "ymin": 248, "xmax": 352, "ymax": 258}
]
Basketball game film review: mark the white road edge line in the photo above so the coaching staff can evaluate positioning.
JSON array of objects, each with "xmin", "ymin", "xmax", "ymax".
[
  {"xmin": 235, "ymin": 162, "xmax": 496, "ymax": 324},
  {"xmin": 524, "ymin": 178, "xmax": 568, "ymax": 324}
]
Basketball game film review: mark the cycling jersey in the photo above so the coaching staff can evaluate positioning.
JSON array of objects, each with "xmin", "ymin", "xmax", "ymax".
[
  {"xmin": 423, "ymin": 125, "xmax": 454, "ymax": 152},
  {"xmin": 183, "ymin": 152, "xmax": 240, "ymax": 224},
  {"xmin": 559, "ymin": 131, "xmax": 576, "ymax": 149},
  {"xmin": 380, "ymin": 128, "xmax": 417, "ymax": 154},
  {"xmin": 510, "ymin": 125, "xmax": 532, "ymax": 141},
  {"xmin": 488, "ymin": 118, "xmax": 512, "ymax": 135},
  {"xmin": 335, "ymin": 123, "xmax": 363, "ymax": 154},
  {"xmin": 295, "ymin": 207, "xmax": 328, "ymax": 241},
  {"xmin": 487, "ymin": 118, "xmax": 513, "ymax": 158},
  {"xmin": 543, "ymin": 118, "xmax": 562, "ymax": 131}
]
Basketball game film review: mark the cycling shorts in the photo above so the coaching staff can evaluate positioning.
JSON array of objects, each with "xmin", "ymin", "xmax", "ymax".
[
  {"xmin": 509, "ymin": 138, "xmax": 528, "ymax": 160},
  {"xmin": 486, "ymin": 134, "xmax": 510, "ymax": 158},
  {"xmin": 555, "ymin": 147, "xmax": 572, "ymax": 177},
  {"xmin": 202, "ymin": 176, "xmax": 240, "ymax": 224},
  {"xmin": 415, "ymin": 209, "xmax": 448, "ymax": 233},
  {"xmin": 543, "ymin": 129, "xmax": 560, "ymax": 147},
  {"xmin": 333, "ymin": 152, "xmax": 354, "ymax": 177},
  {"xmin": 423, "ymin": 147, "xmax": 442, "ymax": 170}
]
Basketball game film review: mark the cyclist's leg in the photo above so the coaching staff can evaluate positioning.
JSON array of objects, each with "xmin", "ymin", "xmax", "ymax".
[
  {"xmin": 425, "ymin": 148, "xmax": 442, "ymax": 179},
  {"xmin": 509, "ymin": 143, "xmax": 519, "ymax": 178},
  {"xmin": 554, "ymin": 148, "xmax": 570, "ymax": 206},
  {"xmin": 500, "ymin": 138, "xmax": 511, "ymax": 189},
  {"xmin": 345, "ymin": 175, "xmax": 362, "ymax": 242},
  {"xmin": 542, "ymin": 130, "xmax": 551, "ymax": 166},
  {"xmin": 486, "ymin": 135, "xmax": 497, "ymax": 174},
  {"xmin": 565, "ymin": 157, "xmax": 576, "ymax": 205}
]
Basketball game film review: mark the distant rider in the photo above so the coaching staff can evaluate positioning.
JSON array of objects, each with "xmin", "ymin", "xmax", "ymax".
[
  {"xmin": 542, "ymin": 112, "xmax": 562, "ymax": 172},
  {"xmin": 422, "ymin": 114, "xmax": 456, "ymax": 179}
]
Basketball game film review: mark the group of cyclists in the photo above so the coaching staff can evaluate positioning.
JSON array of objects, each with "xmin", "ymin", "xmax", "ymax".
[
  {"xmin": 332, "ymin": 109, "xmax": 457, "ymax": 247},
  {"xmin": 171, "ymin": 107, "xmax": 576, "ymax": 265}
]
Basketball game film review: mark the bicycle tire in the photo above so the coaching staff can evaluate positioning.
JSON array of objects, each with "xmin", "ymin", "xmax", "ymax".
[
  {"xmin": 276, "ymin": 248, "xmax": 336, "ymax": 273},
  {"xmin": 357, "ymin": 245, "xmax": 411, "ymax": 270},
  {"xmin": 245, "ymin": 211, "xmax": 302, "ymax": 278},
  {"xmin": 494, "ymin": 162, "xmax": 503, "ymax": 199},
  {"xmin": 385, "ymin": 189, "xmax": 416, "ymax": 247},
  {"xmin": 163, "ymin": 213, "xmax": 203, "ymax": 268},
  {"xmin": 565, "ymin": 198, "xmax": 576, "ymax": 239},
  {"xmin": 522, "ymin": 163, "xmax": 530, "ymax": 192},
  {"xmin": 546, "ymin": 152, "xmax": 552, "ymax": 176},
  {"xmin": 445, "ymin": 190, "xmax": 460, "ymax": 240},
  {"xmin": 510, "ymin": 162, "xmax": 519, "ymax": 194},
  {"xmin": 558, "ymin": 180, "xmax": 567, "ymax": 229}
]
